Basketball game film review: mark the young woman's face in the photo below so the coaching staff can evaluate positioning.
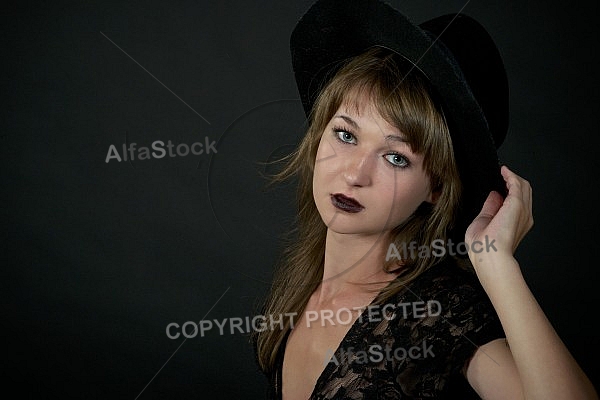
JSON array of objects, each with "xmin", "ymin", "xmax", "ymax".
[{"xmin": 312, "ymin": 93, "xmax": 435, "ymax": 237}]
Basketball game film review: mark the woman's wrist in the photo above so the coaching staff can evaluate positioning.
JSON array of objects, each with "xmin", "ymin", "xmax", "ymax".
[{"xmin": 468, "ymin": 251, "xmax": 525, "ymax": 296}]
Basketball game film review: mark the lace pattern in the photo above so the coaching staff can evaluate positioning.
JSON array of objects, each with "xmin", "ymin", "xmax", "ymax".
[{"xmin": 267, "ymin": 258, "xmax": 505, "ymax": 399}]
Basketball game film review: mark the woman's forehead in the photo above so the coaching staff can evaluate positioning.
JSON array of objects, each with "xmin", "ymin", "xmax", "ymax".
[
  {"xmin": 336, "ymin": 89, "xmax": 399, "ymax": 131},
  {"xmin": 338, "ymin": 85, "xmax": 384, "ymax": 116}
]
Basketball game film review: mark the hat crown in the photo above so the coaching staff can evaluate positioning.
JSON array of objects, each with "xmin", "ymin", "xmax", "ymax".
[{"xmin": 419, "ymin": 14, "xmax": 509, "ymax": 148}]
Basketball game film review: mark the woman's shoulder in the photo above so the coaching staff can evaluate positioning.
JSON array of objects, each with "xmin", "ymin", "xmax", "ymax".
[
  {"xmin": 401, "ymin": 256, "xmax": 490, "ymax": 305},
  {"xmin": 379, "ymin": 257, "xmax": 505, "ymax": 395},
  {"xmin": 387, "ymin": 257, "xmax": 502, "ymax": 338}
]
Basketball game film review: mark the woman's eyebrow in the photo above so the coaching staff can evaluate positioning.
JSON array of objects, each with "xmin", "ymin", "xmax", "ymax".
[
  {"xmin": 333, "ymin": 114, "xmax": 359, "ymax": 129},
  {"xmin": 384, "ymin": 134, "xmax": 407, "ymax": 143},
  {"xmin": 334, "ymin": 114, "xmax": 407, "ymax": 143}
]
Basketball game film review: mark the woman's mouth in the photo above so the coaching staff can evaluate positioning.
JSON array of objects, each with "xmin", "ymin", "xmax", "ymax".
[{"xmin": 331, "ymin": 193, "xmax": 364, "ymax": 213}]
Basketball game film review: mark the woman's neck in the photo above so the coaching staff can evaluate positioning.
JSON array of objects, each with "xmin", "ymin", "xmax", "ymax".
[{"xmin": 316, "ymin": 229, "xmax": 398, "ymax": 305}]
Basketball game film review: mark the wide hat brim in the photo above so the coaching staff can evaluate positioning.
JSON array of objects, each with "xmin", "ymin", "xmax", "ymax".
[{"xmin": 291, "ymin": 0, "xmax": 509, "ymax": 241}]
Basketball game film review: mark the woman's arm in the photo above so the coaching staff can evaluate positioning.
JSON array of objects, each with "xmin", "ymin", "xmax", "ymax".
[{"xmin": 464, "ymin": 165, "xmax": 597, "ymax": 399}]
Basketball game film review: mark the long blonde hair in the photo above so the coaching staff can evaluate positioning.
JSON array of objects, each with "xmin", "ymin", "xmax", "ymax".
[{"xmin": 255, "ymin": 47, "xmax": 461, "ymax": 373}]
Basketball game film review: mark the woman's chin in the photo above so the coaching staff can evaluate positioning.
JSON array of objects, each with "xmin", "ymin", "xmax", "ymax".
[{"xmin": 323, "ymin": 220, "xmax": 391, "ymax": 238}]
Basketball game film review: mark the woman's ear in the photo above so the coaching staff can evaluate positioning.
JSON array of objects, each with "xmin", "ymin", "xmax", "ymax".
[{"xmin": 427, "ymin": 187, "xmax": 441, "ymax": 204}]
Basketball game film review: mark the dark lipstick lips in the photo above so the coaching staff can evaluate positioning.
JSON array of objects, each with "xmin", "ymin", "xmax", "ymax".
[{"xmin": 331, "ymin": 193, "xmax": 364, "ymax": 213}]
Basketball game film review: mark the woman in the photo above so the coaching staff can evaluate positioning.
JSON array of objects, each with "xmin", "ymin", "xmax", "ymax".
[{"xmin": 254, "ymin": 0, "xmax": 597, "ymax": 398}]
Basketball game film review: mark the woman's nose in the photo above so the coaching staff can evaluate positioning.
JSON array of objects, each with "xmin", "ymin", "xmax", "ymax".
[{"xmin": 343, "ymin": 151, "xmax": 373, "ymax": 187}]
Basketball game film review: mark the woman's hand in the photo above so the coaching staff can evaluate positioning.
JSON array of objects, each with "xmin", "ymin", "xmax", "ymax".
[
  {"xmin": 463, "ymin": 166, "xmax": 598, "ymax": 399},
  {"xmin": 465, "ymin": 165, "xmax": 533, "ymax": 267}
]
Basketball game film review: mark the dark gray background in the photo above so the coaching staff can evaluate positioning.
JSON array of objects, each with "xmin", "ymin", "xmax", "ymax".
[{"xmin": 3, "ymin": 0, "xmax": 598, "ymax": 398}]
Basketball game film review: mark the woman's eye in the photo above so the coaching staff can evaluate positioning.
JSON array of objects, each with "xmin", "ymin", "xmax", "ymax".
[
  {"xmin": 335, "ymin": 130, "xmax": 356, "ymax": 144},
  {"xmin": 384, "ymin": 153, "xmax": 409, "ymax": 168}
]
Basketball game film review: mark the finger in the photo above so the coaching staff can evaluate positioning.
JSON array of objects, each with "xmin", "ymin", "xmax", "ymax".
[
  {"xmin": 503, "ymin": 166, "xmax": 534, "ymax": 238},
  {"xmin": 500, "ymin": 165, "xmax": 526, "ymax": 201},
  {"xmin": 529, "ymin": 184, "xmax": 533, "ymax": 223},
  {"xmin": 526, "ymin": 180, "xmax": 533, "ymax": 229},
  {"xmin": 477, "ymin": 190, "xmax": 503, "ymax": 218}
]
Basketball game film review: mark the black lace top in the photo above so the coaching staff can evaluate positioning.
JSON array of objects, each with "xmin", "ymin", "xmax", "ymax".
[{"xmin": 266, "ymin": 258, "xmax": 505, "ymax": 399}]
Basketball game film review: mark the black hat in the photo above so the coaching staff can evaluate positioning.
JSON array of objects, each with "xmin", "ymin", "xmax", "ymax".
[{"xmin": 291, "ymin": 0, "xmax": 509, "ymax": 240}]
